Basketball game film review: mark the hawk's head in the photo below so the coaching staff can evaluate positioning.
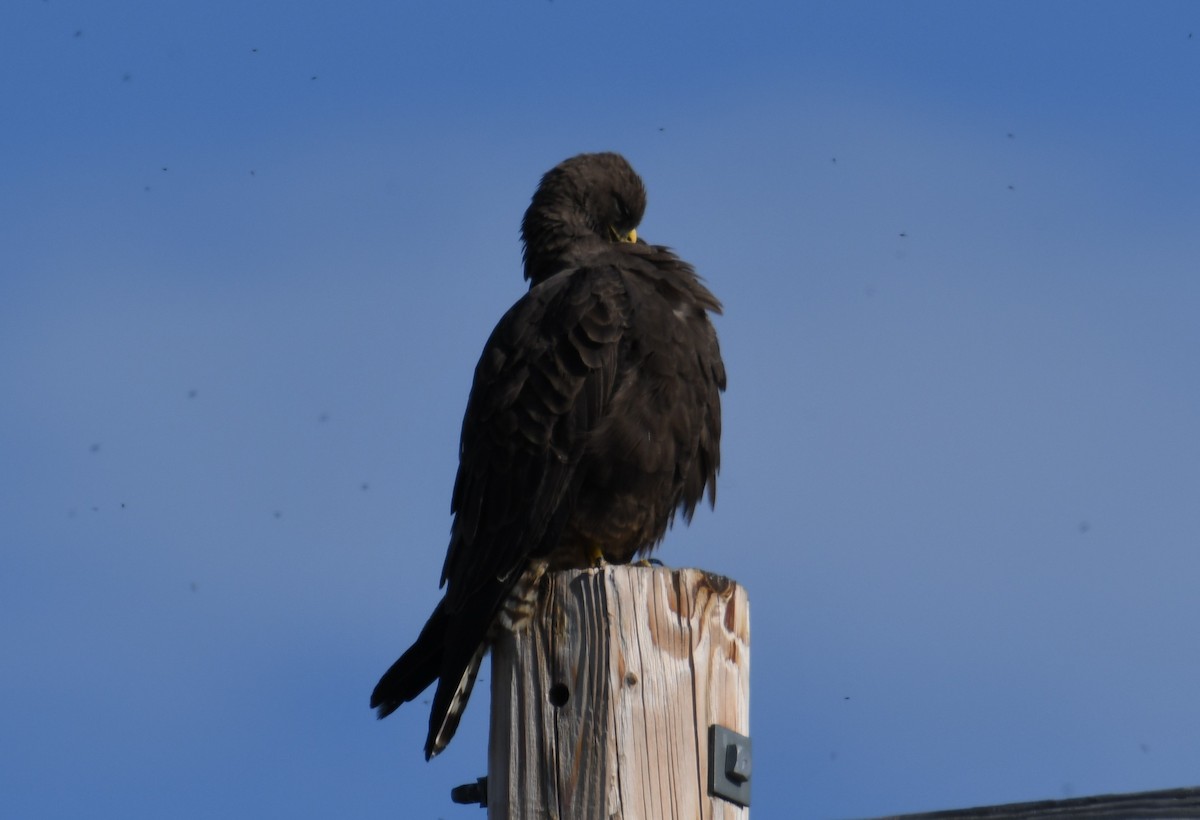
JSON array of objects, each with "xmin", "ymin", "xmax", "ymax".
[{"xmin": 521, "ymin": 152, "xmax": 647, "ymax": 286}]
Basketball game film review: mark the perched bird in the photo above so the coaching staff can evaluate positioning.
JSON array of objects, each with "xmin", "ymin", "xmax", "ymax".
[{"xmin": 371, "ymin": 152, "xmax": 726, "ymax": 759}]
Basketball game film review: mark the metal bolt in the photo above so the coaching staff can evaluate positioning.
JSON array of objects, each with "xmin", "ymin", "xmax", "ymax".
[
  {"xmin": 708, "ymin": 725, "xmax": 752, "ymax": 807},
  {"xmin": 725, "ymin": 740, "xmax": 752, "ymax": 784},
  {"xmin": 450, "ymin": 776, "xmax": 488, "ymax": 808}
]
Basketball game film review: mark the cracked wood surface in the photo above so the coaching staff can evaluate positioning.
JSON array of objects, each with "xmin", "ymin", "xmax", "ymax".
[{"xmin": 487, "ymin": 565, "xmax": 750, "ymax": 820}]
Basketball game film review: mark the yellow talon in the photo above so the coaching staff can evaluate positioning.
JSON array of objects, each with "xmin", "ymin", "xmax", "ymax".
[{"xmin": 587, "ymin": 544, "xmax": 607, "ymax": 567}]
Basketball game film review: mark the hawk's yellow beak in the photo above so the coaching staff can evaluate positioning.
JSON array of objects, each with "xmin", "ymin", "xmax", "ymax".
[{"xmin": 610, "ymin": 226, "xmax": 637, "ymax": 244}]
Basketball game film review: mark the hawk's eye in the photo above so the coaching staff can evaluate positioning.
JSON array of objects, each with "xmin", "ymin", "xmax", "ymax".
[{"xmin": 613, "ymin": 196, "xmax": 630, "ymax": 224}]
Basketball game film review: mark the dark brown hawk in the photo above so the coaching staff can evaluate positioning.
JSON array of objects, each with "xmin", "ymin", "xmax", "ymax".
[{"xmin": 370, "ymin": 152, "xmax": 725, "ymax": 759}]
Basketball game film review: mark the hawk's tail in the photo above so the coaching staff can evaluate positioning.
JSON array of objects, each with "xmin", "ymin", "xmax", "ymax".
[
  {"xmin": 370, "ymin": 594, "xmax": 493, "ymax": 759},
  {"xmin": 421, "ymin": 567, "xmax": 546, "ymax": 758},
  {"xmin": 370, "ymin": 599, "xmax": 447, "ymax": 720},
  {"xmin": 424, "ymin": 642, "xmax": 486, "ymax": 760}
]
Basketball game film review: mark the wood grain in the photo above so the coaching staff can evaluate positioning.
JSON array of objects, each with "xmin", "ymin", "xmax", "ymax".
[{"xmin": 488, "ymin": 565, "xmax": 750, "ymax": 820}]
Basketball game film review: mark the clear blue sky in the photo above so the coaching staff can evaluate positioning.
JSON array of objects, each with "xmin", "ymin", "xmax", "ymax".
[{"xmin": 3, "ymin": 2, "xmax": 1199, "ymax": 817}]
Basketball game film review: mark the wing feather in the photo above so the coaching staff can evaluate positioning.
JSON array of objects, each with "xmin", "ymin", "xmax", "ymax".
[{"xmin": 423, "ymin": 265, "xmax": 629, "ymax": 757}]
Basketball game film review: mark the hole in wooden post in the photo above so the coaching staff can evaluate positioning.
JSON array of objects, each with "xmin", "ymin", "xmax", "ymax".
[{"xmin": 548, "ymin": 682, "xmax": 570, "ymax": 707}]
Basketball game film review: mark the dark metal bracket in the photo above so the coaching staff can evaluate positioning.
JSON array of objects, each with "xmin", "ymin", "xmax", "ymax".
[{"xmin": 708, "ymin": 724, "xmax": 752, "ymax": 808}]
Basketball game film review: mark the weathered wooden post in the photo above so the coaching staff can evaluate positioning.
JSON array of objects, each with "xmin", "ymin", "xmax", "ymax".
[{"xmin": 487, "ymin": 565, "xmax": 751, "ymax": 819}]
